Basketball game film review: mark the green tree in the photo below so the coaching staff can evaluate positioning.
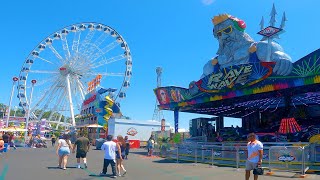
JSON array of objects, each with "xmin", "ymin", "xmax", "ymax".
[{"xmin": 0, "ymin": 103, "xmax": 7, "ymax": 118}]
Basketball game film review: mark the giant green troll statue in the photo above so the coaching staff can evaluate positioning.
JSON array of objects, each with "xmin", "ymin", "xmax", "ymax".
[{"xmin": 189, "ymin": 14, "xmax": 293, "ymax": 94}]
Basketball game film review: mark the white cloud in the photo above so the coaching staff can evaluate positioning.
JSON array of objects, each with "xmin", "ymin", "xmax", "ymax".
[{"xmin": 202, "ymin": 0, "xmax": 215, "ymax": 6}]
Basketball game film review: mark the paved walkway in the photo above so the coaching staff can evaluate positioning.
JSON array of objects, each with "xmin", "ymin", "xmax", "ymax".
[{"xmin": 0, "ymin": 146, "xmax": 319, "ymax": 180}]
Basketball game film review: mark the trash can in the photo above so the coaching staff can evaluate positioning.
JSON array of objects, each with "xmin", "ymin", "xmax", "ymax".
[{"xmin": 95, "ymin": 138, "xmax": 106, "ymax": 150}]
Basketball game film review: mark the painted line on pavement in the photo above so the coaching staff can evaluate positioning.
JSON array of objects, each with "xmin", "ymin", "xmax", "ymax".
[{"xmin": 0, "ymin": 164, "xmax": 9, "ymax": 180}]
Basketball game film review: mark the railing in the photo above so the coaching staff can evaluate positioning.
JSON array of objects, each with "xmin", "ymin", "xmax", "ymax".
[
  {"xmin": 267, "ymin": 145, "xmax": 310, "ymax": 177},
  {"xmin": 163, "ymin": 141, "xmax": 319, "ymax": 177}
]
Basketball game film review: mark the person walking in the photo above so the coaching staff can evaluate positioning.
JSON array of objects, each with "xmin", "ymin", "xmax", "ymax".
[
  {"xmin": 0, "ymin": 136, "xmax": 5, "ymax": 154},
  {"xmin": 2, "ymin": 133, "xmax": 10, "ymax": 151},
  {"xmin": 51, "ymin": 135, "xmax": 56, "ymax": 147},
  {"xmin": 245, "ymin": 133, "xmax": 263, "ymax": 180},
  {"xmin": 9, "ymin": 134, "xmax": 17, "ymax": 150},
  {"xmin": 147, "ymin": 135, "xmax": 155, "ymax": 156},
  {"xmin": 100, "ymin": 135, "xmax": 117, "ymax": 178},
  {"xmin": 72, "ymin": 132, "xmax": 90, "ymax": 169},
  {"xmin": 124, "ymin": 136, "xmax": 130, "ymax": 159},
  {"xmin": 56, "ymin": 134, "xmax": 72, "ymax": 170},
  {"xmin": 116, "ymin": 135, "xmax": 127, "ymax": 177}
]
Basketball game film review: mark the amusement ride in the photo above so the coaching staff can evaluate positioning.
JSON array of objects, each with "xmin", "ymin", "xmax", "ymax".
[{"xmin": 17, "ymin": 22, "xmax": 132, "ymax": 129}]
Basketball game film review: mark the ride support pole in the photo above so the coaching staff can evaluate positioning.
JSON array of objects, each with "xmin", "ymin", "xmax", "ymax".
[
  {"xmin": 267, "ymin": 147, "xmax": 274, "ymax": 175},
  {"xmin": 300, "ymin": 146, "xmax": 307, "ymax": 178},
  {"xmin": 209, "ymin": 148, "xmax": 216, "ymax": 168},
  {"xmin": 193, "ymin": 147, "xmax": 198, "ymax": 166},
  {"xmin": 235, "ymin": 146, "xmax": 240, "ymax": 171},
  {"xmin": 176, "ymin": 145, "xmax": 179, "ymax": 163}
]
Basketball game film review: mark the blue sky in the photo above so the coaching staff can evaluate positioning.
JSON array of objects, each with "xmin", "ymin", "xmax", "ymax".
[{"xmin": 0, "ymin": 0, "xmax": 319, "ymax": 130}]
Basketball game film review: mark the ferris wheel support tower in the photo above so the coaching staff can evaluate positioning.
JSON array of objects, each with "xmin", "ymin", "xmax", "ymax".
[{"xmin": 152, "ymin": 67, "xmax": 164, "ymax": 121}]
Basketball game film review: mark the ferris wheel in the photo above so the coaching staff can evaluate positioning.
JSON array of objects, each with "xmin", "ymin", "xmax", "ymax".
[{"xmin": 17, "ymin": 22, "xmax": 132, "ymax": 126}]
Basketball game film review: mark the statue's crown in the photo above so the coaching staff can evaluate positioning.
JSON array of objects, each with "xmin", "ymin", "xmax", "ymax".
[{"xmin": 212, "ymin": 14, "xmax": 230, "ymax": 25}]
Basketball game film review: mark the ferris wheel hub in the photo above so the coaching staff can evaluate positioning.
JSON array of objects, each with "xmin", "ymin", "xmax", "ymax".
[{"xmin": 59, "ymin": 65, "xmax": 71, "ymax": 76}]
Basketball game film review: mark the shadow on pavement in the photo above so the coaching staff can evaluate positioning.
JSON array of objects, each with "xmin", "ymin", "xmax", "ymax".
[
  {"xmin": 129, "ymin": 151, "xmax": 148, "ymax": 156},
  {"xmin": 152, "ymin": 159, "xmax": 191, "ymax": 164},
  {"xmin": 89, "ymin": 174, "xmax": 113, "ymax": 177},
  {"xmin": 47, "ymin": 166, "xmax": 78, "ymax": 169}
]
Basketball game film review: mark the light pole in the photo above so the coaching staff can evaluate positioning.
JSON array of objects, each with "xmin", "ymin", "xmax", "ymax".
[
  {"xmin": 24, "ymin": 79, "xmax": 36, "ymax": 145},
  {"xmin": 6, "ymin": 77, "xmax": 18, "ymax": 127}
]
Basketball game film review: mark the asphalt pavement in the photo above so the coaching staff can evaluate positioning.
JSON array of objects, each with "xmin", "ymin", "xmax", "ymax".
[{"xmin": 0, "ymin": 146, "xmax": 319, "ymax": 180}]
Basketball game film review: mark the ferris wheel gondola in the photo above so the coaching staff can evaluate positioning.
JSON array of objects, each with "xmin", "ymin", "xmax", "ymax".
[{"xmin": 17, "ymin": 22, "xmax": 132, "ymax": 126}]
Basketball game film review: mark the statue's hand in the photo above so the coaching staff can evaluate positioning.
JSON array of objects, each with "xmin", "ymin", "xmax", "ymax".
[
  {"xmin": 272, "ymin": 51, "xmax": 293, "ymax": 76},
  {"xmin": 257, "ymin": 42, "xmax": 293, "ymax": 76}
]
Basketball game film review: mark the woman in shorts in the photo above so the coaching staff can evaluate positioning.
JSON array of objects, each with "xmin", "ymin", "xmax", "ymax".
[
  {"xmin": 56, "ymin": 134, "xmax": 72, "ymax": 170},
  {"xmin": 116, "ymin": 135, "xmax": 127, "ymax": 177}
]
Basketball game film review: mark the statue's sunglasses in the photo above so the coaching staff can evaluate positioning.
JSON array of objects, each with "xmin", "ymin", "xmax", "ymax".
[{"xmin": 215, "ymin": 25, "xmax": 233, "ymax": 36}]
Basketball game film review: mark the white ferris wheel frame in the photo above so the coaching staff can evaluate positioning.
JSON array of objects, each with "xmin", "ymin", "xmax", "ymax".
[{"xmin": 17, "ymin": 22, "xmax": 132, "ymax": 127}]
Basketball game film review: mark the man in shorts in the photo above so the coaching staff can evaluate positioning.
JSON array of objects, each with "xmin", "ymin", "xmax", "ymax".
[
  {"xmin": 245, "ymin": 133, "xmax": 263, "ymax": 180},
  {"xmin": 72, "ymin": 132, "xmax": 90, "ymax": 169}
]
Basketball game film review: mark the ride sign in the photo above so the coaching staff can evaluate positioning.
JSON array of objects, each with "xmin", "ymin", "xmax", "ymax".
[
  {"xmin": 257, "ymin": 26, "xmax": 282, "ymax": 37},
  {"xmin": 196, "ymin": 62, "xmax": 274, "ymax": 93}
]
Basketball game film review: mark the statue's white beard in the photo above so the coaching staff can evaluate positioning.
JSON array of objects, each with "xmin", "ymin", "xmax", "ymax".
[{"xmin": 216, "ymin": 32, "xmax": 254, "ymax": 65}]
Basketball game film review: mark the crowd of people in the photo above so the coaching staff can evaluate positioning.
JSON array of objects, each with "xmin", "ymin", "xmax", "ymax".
[
  {"xmin": 0, "ymin": 132, "xmax": 17, "ymax": 153},
  {"xmin": 53, "ymin": 132, "xmax": 130, "ymax": 178}
]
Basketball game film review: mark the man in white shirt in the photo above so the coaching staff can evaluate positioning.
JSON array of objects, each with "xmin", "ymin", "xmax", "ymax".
[
  {"xmin": 246, "ymin": 133, "xmax": 263, "ymax": 180},
  {"xmin": 100, "ymin": 135, "xmax": 117, "ymax": 178}
]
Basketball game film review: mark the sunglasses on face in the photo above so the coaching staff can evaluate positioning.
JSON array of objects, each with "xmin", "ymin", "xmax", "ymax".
[{"xmin": 215, "ymin": 25, "xmax": 233, "ymax": 36}]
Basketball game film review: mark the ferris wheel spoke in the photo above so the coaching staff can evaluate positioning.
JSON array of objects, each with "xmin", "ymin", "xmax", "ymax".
[
  {"xmin": 29, "ymin": 75, "xmax": 59, "ymax": 88},
  {"xmin": 30, "ymin": 77, "xmax": 64, "ymax": 113},
  {"xmin": 48, "ymin": 44, "xmax": 66, "ymax": 64},
  {"xmin": 33, "ymin": 85, "xmax": 63, "ymax": 115},
  {"xmin": 35, "ymin": 88, "xmax": 63, "ymax": 121},
  {"xmin": 91, "ymin": 54, "xmax": 126, "ymax": 69},
  {"xmin": 70, "ymin": 78, "xmax": 86, "ymax": 111},
  {"xmin": 93, "ymin": 32, "xmax": 110, "ymax": 48},
  {"xmin": 75, "ymin": 78, "xmax": 86, "ymax": 101},
  {"xmin": 29, "ymin": 70, "xmax": 59, "ymax": 74},
  {"xmin": 87, "ymin": 72, "xmax": 125, "ymax": 77},
  {"xmin": 72, "ymin": 30, "xmax": 81, "ymax": 52},
  {"xmin": 37, "ymin": 56, "xmax": 59, "ymax": 65},
  {"xmin": 79, "ymin": 30, "xmax": 96, "ymax": 54},
  {"xmin": 47, "ymin": 90, "xmax": 67, "ymax": 121},
  {"xmin": 61, "ymin": 34, "xmax": 71, "ymax": 59},
  {"xmin": 90, "ymin": 40, "xmax": 119, "ymax": 62},
  {"xmin": 83, "ymin": 33, "xmax": 110, "ymax": 59}
]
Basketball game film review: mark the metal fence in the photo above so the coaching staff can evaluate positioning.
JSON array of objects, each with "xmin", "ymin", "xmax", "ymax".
[
  {"xmin": 163, "ymin": 141, "xmax": 319, "ymax": 176},
  {"xmin": 267, "ymin": 145, "xmax": 310, "ymax": 176}
]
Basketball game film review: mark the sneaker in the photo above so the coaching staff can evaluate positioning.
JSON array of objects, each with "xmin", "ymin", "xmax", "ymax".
[
  {"xmin": 122, "ymin": 171, "xmax": 127, "ymax": 176},
  {"xmin": 99, "ymin": 172, "xmax": 106, "ymax": 176},
  {"xmin": 118, "ymin": 174, "xmax": 122, "ymax": 177},
  {"xmin": 84, "ymin": 163, "xmax": 87, "ymax": 169},
  {"xmin": 77, "ymin": 165, "xmax": 81, "ymax": 169},
  {"xmin": 111, "ymin": 175, "xmax": 117, "ymax": 178}
]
